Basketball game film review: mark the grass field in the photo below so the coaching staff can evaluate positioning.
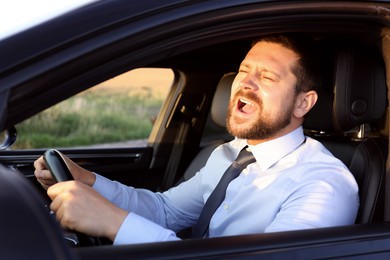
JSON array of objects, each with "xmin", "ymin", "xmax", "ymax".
[{"xmin": 14, "ymin": 68, "xmax": 173, "ymax": 149}]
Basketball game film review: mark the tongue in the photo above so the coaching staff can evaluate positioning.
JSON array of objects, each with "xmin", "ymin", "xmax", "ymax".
[{"xmin": 241, "ymin": 103, "xmax": 256, "ymax": 114}]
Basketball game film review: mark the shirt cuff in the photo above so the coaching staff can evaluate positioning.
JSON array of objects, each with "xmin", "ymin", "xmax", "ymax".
[
  {"xmin": 114, "ymin": 212, "xmax": 180, "ymax": 245},
  {"xmin": 92, "ymin": 173, "xmax": 119, "ymax": 200}
]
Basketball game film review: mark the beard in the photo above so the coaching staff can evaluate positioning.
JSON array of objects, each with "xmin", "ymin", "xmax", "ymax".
[{"xmin": 226, "ymin": 90, "xmax": 295, "ymax": 140}]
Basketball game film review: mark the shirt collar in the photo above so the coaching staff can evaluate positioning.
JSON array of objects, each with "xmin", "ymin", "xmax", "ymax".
[{"xmin": 233, "ymin": 126, "xmax": 305, "ymax": 171}]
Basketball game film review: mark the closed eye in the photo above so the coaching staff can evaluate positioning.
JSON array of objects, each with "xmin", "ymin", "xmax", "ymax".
[
  {"xmin": 263, "ymin": 76, "xmax": 274, "ymax": 81},
  {"xmin": 261, "ymin": 72, "xmax": 279, "ymax": 82}
]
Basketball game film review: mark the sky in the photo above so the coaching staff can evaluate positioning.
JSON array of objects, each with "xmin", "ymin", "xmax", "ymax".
[{"xmin": 0, "ymin": 0, "xmax": 98, "ymax": 40}]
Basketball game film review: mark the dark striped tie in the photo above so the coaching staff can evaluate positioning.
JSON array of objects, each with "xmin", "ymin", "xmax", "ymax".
[{"xmin": 192, "ymin": 146, "xmax": 256, "ymax": 238}]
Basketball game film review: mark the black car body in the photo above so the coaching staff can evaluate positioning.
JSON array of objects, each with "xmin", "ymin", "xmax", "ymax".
[{"xmin": 1, "ymin": 0, "xmax": 390, "ymax": 259}]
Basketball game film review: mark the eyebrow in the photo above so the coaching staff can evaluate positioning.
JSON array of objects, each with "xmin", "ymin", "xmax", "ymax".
[{"xmin": 239, "ymin": 62, "xmax": 251, "ymax": 70}]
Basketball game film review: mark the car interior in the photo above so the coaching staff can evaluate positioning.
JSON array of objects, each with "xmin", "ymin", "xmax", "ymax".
[{"xmin": 0, "ymin": 2, "xmax": 390, "ymax": 257}]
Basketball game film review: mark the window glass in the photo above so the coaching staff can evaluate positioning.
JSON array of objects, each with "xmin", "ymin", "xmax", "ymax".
[{"xmin": 13, "ymin": 68, "xmax": 174, "ymax": 149}]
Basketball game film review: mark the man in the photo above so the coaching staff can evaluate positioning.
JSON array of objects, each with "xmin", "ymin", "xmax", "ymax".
[{"xmin": 34, "ymin": 34, "xmax": 359, "ymax": 244}]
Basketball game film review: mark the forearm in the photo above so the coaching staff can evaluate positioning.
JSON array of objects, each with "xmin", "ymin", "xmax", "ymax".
[
  {"xmin": 92, "ymin": 174, "xmax": 165, "ymax": 222},
  {"xmin": 92, "ymin": 173, "xmax": 204, "ymax": 232}
]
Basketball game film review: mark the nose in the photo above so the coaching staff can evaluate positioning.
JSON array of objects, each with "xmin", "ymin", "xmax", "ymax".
[{"xmin": 239, "ymin": 72, "xmax": 259, "ymax": 91}]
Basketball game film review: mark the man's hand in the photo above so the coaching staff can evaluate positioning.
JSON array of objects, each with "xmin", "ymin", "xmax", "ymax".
[
  {"xmin": 34, "ymin": 153, "xmax": 96, "ymax": 189},
  {"xmin": 48, "ymin": 181, "xmax": 128, "ymax": 241},
  {"xmin": 33, "ymin": 156, "xmax": 56, "ymax": 189}
]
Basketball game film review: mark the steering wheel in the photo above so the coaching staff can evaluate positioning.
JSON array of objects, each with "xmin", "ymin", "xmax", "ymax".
[
  {"xmin": 43, "ymin": 149, "xmax": 73, "ymax": 182},
  {"xmin": 43, "ymin": 149, "xmax": 102, "ymax": 246}
]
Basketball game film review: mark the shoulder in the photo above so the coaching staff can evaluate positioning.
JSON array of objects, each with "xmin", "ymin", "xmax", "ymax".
[
  {"xmin": 300, "ymin": 136, "xmax": 343, "ymax": 165},
  {"xmin": 292, "ymin": 136, "xmax": 358, "ymax": 188}
]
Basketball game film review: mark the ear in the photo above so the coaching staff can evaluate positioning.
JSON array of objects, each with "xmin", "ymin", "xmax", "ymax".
[{"xmin": 293, "ymin": 90, "xmax": 318, "ymax": 118}]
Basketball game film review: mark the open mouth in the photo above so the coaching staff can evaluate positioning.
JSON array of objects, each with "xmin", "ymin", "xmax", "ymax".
[{"xmin": 237, "ymin": 98, "xmax": 256, "ymax": 114}]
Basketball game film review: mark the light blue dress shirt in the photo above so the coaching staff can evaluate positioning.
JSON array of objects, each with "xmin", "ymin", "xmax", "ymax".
[{"xmin": 93, "ymin": 126, "xmax": 359, "ymax": 245}]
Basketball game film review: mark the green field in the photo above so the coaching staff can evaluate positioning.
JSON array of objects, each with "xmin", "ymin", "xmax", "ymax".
[{"xmin": 14, "ymin": 86, "xmax": 165, "ymax": 149}]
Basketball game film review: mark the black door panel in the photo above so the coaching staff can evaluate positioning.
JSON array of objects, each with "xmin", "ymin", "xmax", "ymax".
[{"xmin": 0, "ymin": 147, "xmax": 157, "ymax": 190}]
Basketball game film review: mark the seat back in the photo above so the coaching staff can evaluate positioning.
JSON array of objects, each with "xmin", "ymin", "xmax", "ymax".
[
  {"xmin": 181, "ymin": 73, "xmax": 234, "ymax": 182},
  {"xmin": 184, "ymin": 43, "xmax": 388, "ymax": 224},
  {"xmin": 0, "ymin": 165, "xmax": 75, "ymax": 259},
  {"xmin": 304, "ymin": 44, "xmax": 388, "ymax": 223}
]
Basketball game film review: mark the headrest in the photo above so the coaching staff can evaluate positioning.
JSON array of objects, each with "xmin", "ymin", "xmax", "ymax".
[
  {"xmin": 304, "ymin": 45, "xmax": 387, "ymax": 132},
  {"xmin": 211, "ymin": 73, "xmax": 234, "ymax": 128}
]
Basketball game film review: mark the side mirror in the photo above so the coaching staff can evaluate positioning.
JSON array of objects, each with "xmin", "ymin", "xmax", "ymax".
[{"xmin": 0, "ymin": 127, "xmax": 17, "ymax": 150}]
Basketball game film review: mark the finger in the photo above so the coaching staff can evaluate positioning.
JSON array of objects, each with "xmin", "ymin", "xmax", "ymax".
[
  {"xmin": 34, "ymin": 169, "xmax": 52, "ymax": 179},
  {"xmin": 50, "ymin": 198, "xmax": 68, "ymax": 229},
  {"xmin": 47, "ymin": 182, "xmax": 68, "ymax": 200},
  {"xmin": 34, "ymin": 156, "xmax": 54, "ymax": 181},
  {"xmin": 34, "ymin": 169, "xmax": 56, "ymax": 187},
  {"xmin": 48, "ymin": 183, "xmax": 71, "ymax": 221},
  {"xmin": 33, "ymin": 156, "xmax": 46, "ymax": 171}
]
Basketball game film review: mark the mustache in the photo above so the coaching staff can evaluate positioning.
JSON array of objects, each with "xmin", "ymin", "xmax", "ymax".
[{"xmin": 232, "ymin": 89, "xmax": 261, "ymax": 105}]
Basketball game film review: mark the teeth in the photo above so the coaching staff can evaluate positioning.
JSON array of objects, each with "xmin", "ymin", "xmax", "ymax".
[{"xmin": 239, "ymin": 99, "xmax": 254, "ymax": 106}]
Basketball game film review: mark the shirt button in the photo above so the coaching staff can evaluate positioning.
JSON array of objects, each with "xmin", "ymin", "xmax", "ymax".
[
  {"xmin": 242, "ymin": 169, "xmax": 249, "ymax": 174},
  {"xmin": 223, "ymin": 204, "xmax": 229, "ymax": 210}
]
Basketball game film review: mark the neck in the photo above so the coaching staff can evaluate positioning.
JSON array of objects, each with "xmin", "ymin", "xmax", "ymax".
[{"xmin": 247, "ymin": 124, "xmax": 302, "ymax": 146}]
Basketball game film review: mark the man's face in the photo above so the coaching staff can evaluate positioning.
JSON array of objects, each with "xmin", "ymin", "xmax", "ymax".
[{"xmin": 226, "ymin": 41, "xmax": 300, "ymax": 143}]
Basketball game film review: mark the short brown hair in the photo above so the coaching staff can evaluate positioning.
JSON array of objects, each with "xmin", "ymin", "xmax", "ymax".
[{"xmin": 254, "ymin": 34, "xmax": 322, "ymax": 94}]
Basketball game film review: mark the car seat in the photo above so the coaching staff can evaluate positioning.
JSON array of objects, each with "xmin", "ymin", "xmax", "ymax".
[
  {"xmin": 304, "ymin": 44, "xmax": 388, "ymax": 223},
  {"xmin": 182, "ymin": 44, "xmax": 388, "ymax": 224}
]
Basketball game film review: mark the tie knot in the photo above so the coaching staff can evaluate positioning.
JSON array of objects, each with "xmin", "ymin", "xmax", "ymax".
[{"xmin": 234, "ymin": 146, "xmax": 256, "ymax": 168}]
